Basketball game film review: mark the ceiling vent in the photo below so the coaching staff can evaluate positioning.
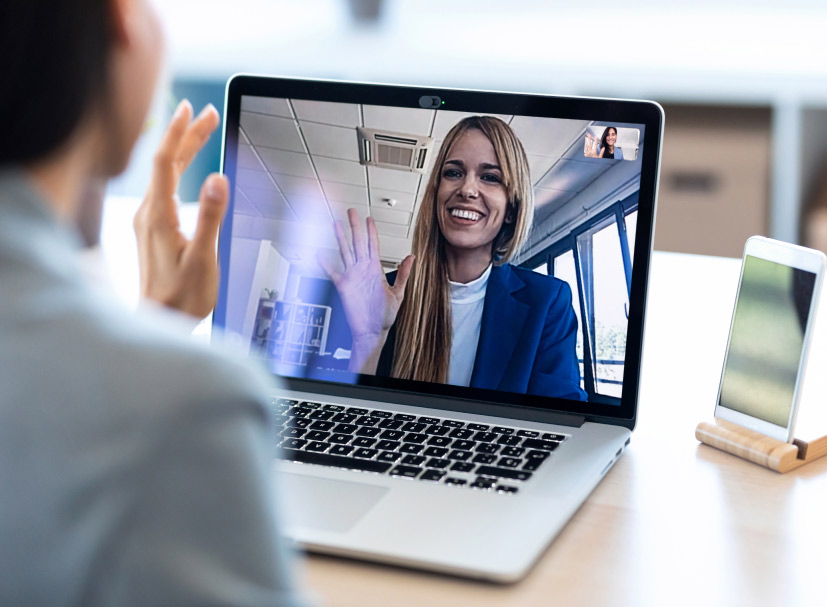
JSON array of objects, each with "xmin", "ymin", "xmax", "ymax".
[{"xmin": 356, "ymin": 127, "xmax": 434, "ymax": 174}]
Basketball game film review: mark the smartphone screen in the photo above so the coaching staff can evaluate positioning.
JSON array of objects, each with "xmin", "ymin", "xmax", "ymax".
[{"xmin": 718, "ymin": 255, "xmax": 817, "ymax": 428}]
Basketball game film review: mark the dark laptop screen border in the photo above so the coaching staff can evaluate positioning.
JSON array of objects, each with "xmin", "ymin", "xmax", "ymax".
[{"xmin": 216, "ymin": 75, "xmax": 663, "ymax": 429}]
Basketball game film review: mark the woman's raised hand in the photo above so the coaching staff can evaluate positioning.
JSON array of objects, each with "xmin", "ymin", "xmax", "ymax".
[
  {"xmin": 319, "ymin": 208, "xmax": 415, "ymax": 374},
  {"xmin": 133, "ymin": 100, "xmax": 228, "ymax": 319},
  {"xmin": 584, "ymin": 133, "xmax": 599, "ymax": 158}
]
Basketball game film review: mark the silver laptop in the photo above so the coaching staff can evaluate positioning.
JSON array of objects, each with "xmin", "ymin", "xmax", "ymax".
[{"xmin": 214, "ymin": 75, "xmax": 663, "ymax": 582}]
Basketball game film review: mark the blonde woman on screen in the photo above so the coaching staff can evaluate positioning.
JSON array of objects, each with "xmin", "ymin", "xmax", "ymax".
[{"xmin": 323, "ymin": 116, "xmax": 586, "ymax": 400}]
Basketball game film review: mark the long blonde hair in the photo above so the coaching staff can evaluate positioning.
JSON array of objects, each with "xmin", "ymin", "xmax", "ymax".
[{"xmin": 391, "ymin": 116, "xmax": 533, "ymax": 383}]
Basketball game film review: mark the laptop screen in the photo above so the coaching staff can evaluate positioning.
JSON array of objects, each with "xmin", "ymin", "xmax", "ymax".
[{"xmin": 217, "ymin": 77, "xmax": 662, "ymax": 423}]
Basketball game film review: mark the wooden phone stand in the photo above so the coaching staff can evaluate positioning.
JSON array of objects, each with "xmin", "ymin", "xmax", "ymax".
[{"xmin": 695, "ymin": 419, "xmax": 827, "ymax": 473}]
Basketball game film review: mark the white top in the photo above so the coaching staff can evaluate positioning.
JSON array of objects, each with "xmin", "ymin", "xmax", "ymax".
[{"xmin": 448, "ymin": 264, "xmax": 492, "ymax": 387}]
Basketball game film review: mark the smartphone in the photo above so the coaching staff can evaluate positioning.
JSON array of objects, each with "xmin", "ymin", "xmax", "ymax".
[{"xmin": 715, "ymin": 236, "xmax": 826, "ymax": 442}]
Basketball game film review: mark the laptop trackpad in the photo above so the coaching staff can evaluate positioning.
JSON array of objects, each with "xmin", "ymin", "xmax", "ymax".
[{"xmin": 279, "ymin": 472, "xmax": 388, "ymax": 533}]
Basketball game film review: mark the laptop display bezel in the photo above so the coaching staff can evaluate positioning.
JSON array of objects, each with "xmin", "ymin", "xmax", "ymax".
[{"xmin": 216, "ymin": 75, "xmax": 663, "ymax": 429}]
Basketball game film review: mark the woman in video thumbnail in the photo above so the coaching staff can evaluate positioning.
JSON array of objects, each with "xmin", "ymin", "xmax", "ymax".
[
  {"xmin": 323, "ymin": 116, "xmax": 586, "ymax": 401},
  {"xmin": 599, "ymin": 126, "xmax": 622, "ymax": 160}
]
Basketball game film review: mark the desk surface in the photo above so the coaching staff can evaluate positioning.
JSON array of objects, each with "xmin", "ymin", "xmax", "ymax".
[{"xmin": 294, "ymin": 252, "xmax": 827, "ymax": 607}]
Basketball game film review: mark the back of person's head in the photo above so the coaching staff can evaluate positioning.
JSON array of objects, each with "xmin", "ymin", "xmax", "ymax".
[{"xmin": 0, "ymin": 1, "xmax": 115, "ymax": 167}]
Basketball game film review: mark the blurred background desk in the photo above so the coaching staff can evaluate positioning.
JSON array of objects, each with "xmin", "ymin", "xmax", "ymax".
[{"xmin": 293, "ymin": 252, "xmax": 827, "ymax": 607}]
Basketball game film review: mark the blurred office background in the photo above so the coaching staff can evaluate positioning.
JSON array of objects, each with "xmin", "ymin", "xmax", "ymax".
[{"xmin": 109, "ymin": 0, "xmax": 827, "ymax": 259}]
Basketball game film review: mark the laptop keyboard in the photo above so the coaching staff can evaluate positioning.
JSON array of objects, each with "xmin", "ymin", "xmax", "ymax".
[{"xmin": 271, "ymin": 398, "xmax": 568, "ymax": 495}]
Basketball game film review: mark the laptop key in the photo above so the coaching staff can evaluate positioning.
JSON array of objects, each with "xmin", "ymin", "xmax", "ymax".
[
  {"xmin": 541, "ymin": 433, "xmax": 566, "ymax": 441},
  {"xmin": 475, "ymin": 443, "xmax": 500, "ymax": 454},
  {"xmin": 322, "ymin": 404, "xmax": 345, "ymax": 412},
  {"xmin": 370, "ymin": 410, "xmax": 393, "ymax": 418},
  {"xmin": 286, "ymin": 418, "xmax": 311, "ymax": 428},
  {"xmin": 466, "ymin": 423, "xmax": 489, "ymax": 431},
  {"xmin": 283, "ymin": 428, "xmax": 307, "ymax": 438},
  {"xmin": 450, "ymin": 461, "xmax": 476, "ymax": 473},
  {"xmin": 522, "ymin": 439, "xmax": 560, "ymax": 451},
  {"xmin": 424, "ymin": 425, "xmax": 451, "ymax": 437},
  {"xmin": 389, "ymin": 465, "xmax": 421, "ymax": 479},
  {"xmin": 377, "ymin": 451, "xmax": 402, "ymax": 463},
  {"xmin": 393, "ymin": 413, "xmax": 416, "ymax": 421},
  {"xmin": 356, "ymin": 416, "xmax": 381, "ymax": 426},
  {"xmin": 305, "ymin": 430, "xmax": 331, "ymax": 442},
  {"xmin": 449, "ymin": 428, "xmax": 474, "ymax": 440},
  {"xmin": 352, "ymin": 437, "xmax": 377, "ymax": 448},
  {"xmin": 355, "ymin": 427, "xmax": 381, "ymax": 438},
  {"xmin": 379, "ymin": 430, "xmax": 405, "ymax": 441},
  {"xmin": 277, "ymin": 398, "xmax": 299, "ymax": 406},
  {"xmin": 447, "ymin": 449, "xmax": 472, "ymax": 461},
  {"xmin": 309, "ymin": 420, "xmax": 335, "ymax": 431},
  {"xmin": 347, "ymin": 408, "xmax": 369, "ymax": 416},
  {"xmin": 309, "ymin": 410, "xmax": 335, "ymax": 421},
  {"xmin": 401, "ymin": 455, "xmax": 426, "ymax": 466},
  {"xmin": 470, "ymin": 477, "xmax": 497, "ymax": 490},
  {"xmin": 329, "ymin": 445, "xmax": 354, "ymax": 456},
  {"xmin": 423, "ymin": 446, "xmax": 448, "ymax": 458},
  {"xmin": 426, "ymin": 458, "xmax": 451, "ymax": 469},
  {"xmin": 378, "ymin": 419, "xmax": 404, "ymax": 430},
  {"xmin": 497, "ymin": 457, "xmax": 521, "ymax": 468},
  {"xmin": 441, "ymin": 420, "xmax": 464, "ymax": 428},
  {"xmin": 444, "ymin": 477, "xmax": 468, "ymax": 486},
  {"xmin": 474, "ymin": 466, "xmax": 533, "ymax": 481},
  {"xmin": 331, "ymin": 413, "xmax": 357, "ymax": 423},
  {"xmin": 280, "ymin": 448, "xmax": 392, "ymax": 474},
  {"xmin": 496, "ymin": 435, "xmax": 522, "ymax": 447},
  {"xmin": 421, "ymin": 470, "xmax": 446, "ymax": 482},
  {"xmin": 452, "ymin": 440, "xmax": 475, "ymax": 451},
  {"xmin": 333, "ymin": 423, "xmax": 358, "ymax": 434},
  {"xmin": 329, "ymin": 433, "xmax": 352, "ymax": 445},
  {"xmin": 491, "ymin": 426, "xmax": 514, "ymax": 435},
  {"xmin": 418, "ymin": 417, "xmax": 441, "ymax": 425},
  {"xmin": 288, "ymin": 408, "xmax": 312, "ymax": 419},
  {"xmin": 402, "ymin": 433, "xmax": 427, "ymax": 444},
  {"xmin": 522, "ymin": 459, "xmax": 542, "ymax": 472},
  {"xmin": 497, "ymin": 485, "xmax": 519, "ymax": 494},
  {"xmin": 306, "ymin": 441, "xmax": 329, "ymax": 453},
  {"xmin": 472, "ymin": 454, "xmax": 497, "ymax": 464},
  {"xmin": 526, "ymin": 449, "xmax": 550, "ymax": 460},
  {"xmin": 376, "ymin": 439, "xmax": 401, "ymax": 451},
  {"xmin": 353, "ymin": 448, "xmax": 378, "ymax": 459},
  {"xmin": 517, "ymin": 430, "xmax": 539, "ymax": 438},
  {"xmin": 300, "ymin": 401, "xmax": 321, "ymax": 409},
  {"xmin": 501, "ymin": 446, "xmax": 525, "ymax": 457},
  {"xmin": 281, "ymin": 438, "xmax": 307, "ymax": 450},
  {"xmin": 399, "ymin": 443, "xmax": 424, "ymax": 454},
  {"xmin": 426, "ymin": 436, "xmax": 452, "ymax": 447},
  {"xmin": 401, "ymin": 422, "xmax": 427, "ymax": 433},
  {"xmin": 474, "ymin": 432, "xmax": 498, "ymax": 443}
]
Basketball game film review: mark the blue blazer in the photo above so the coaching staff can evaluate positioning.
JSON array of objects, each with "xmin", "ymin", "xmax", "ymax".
[{"xmin": 379, "ymin": 264, "xmax": 586, "ymax": 401}]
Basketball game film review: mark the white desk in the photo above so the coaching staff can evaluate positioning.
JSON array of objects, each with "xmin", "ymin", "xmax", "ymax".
[
  {"xmin": 95, "ymin": 213, "xmax": 827, "ymax": 605},
  {"xmin": 296, "ymin": 252, "xmax": 827, "ymax": 607}
]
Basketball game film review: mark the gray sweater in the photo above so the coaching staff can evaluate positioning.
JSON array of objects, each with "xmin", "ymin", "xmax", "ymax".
[{"xmin": 0, "ymin": 171, "xmax": 305, "ymax": 606}]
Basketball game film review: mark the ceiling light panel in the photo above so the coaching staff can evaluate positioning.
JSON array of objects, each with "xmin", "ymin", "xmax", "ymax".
[
  {"xmin": 367, "ymin": 166, "xmax": 422, "ymax": 194},
  {"xmin": 369, "ymin": 187, "xmax": 415, "ymax": 212},
  {"xmin": 300, "ymin": 122, "xmax": 360, "ymax": 161},
  {"xmin": 240, "ymin": 112, "xmax": 304, "ymax": 152},
  {"xmin": 292, "ymin": 99, "xmax": 361, "ymax": 127},
  {"xmin": 322, "ymin": 181, "xmax": 369, "ymax": 206},
  {"xmin": 257, "ymin": 147, "xmax": 317, "ymax": 179},
  {"xmin": 363, "ymin": 105, "xmax": 435, "ymax": 135},
  {"xmin": 313, "ymin": 157, "xmax": 367, "ymax": 187},
  {"xmin": 370, "ymin": 206, "xmax": 411, "ymax": 225},
  {"xmin": 240, "ymin": 96, "xmax": 293, "ymax": 118}
]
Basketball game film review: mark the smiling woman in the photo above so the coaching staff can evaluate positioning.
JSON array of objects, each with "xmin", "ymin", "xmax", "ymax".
[{"xmin": 324, "ymin": 116, "xmax": 586, "ymax": 400}]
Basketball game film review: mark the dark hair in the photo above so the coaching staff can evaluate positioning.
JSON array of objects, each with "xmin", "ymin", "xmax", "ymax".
[
  {"xmin": 0, "ymin": 1, "xmax": 114, "ymax": 166},
  {"xmin": 600, "ymin": 126, "xmax": 617, "ymax": 156}
]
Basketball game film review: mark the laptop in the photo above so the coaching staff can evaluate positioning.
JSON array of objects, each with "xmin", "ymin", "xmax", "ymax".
[{"xmin": 214, "ymin": 75, "xmax": 663, "ymax": 582}]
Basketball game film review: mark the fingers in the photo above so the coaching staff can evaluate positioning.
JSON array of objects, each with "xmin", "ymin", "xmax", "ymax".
[
  {"xmin": 334, "ymin": 220, "xmax": 355, "ymax": 268},
  {"xmin": 191, "ymin": 173, "xmax": 229, "ymax": 252},
  {"xmin": 176, "ymin": 104, "xmax": 220, "ymax": 175},
  {"xmin": 316, "ymin": 251, "xmax": 341, "ymax": 283},
  {"xmin": 366, "ymin": 215, "xmax": 380, "ymax": 259},
  {"xmin": 392, "ymin": 254, "xmax": 416, "ymax": 295},
  {"xmin": 151, "ymin": 99, "xmax": 193, "ymax": 202},
  {"xmin": 348, "ymin": 208, "xmax": 368, "ymax": 262}
]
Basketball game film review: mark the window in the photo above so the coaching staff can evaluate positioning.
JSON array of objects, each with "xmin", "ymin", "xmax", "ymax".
[{"xmin": 521, "ymin": 194, "xmax": 637, "ymax": 404}]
